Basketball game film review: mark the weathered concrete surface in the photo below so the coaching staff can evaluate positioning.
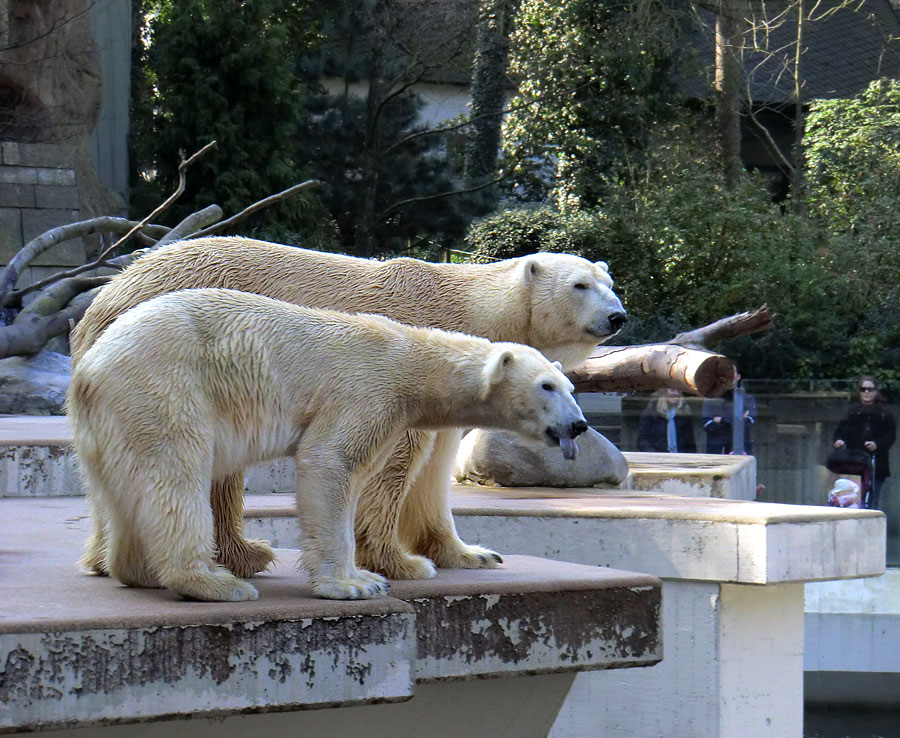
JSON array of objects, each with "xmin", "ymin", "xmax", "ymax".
[
  {"xmin": 0, "ymin": 497, "xmax": 662, "ymax": 733},
  {"xmin": 244, "ymin": 486, "xmax": 885, "ymax": 585},
  {"xmin": 0, "ymin": 416, "xmax": 755, "ymax": 500},
  {"xmin": 621, "ymin": 451, "xmax": 756, "ymax": 499},
  {"xmin": 0, "ymin": 674, "xmax": 580, "ymax": 738}
]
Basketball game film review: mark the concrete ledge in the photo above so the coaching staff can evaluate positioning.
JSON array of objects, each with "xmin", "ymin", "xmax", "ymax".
[
  {"xmin": 0, "ymin": 497, "xmax": 662, "ymax": 733},
  {"xmin": 245, "ymin": 487, "xmax": 885, "ymax": 585},
  {"xmin": 0, "ymin": 417, "xmax": 754, "ymax": 500}
]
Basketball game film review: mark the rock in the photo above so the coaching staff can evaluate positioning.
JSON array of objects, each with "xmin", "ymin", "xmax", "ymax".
[
  {"xmin": 0, "ymin": 350, "xmax": 72, "ymax": 415},
  {"xmin": 454, "ymin": 426, "xmax": 629, "ymax": 488}
]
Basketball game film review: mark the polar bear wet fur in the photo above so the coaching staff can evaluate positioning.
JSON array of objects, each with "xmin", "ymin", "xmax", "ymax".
[
  {"xmin": 68, "ymin": 288, "xmax": 588, "ymax": 601},
  {"xmin": 71, "ymin": 237, "xmax": 625, "ymax": 581}
]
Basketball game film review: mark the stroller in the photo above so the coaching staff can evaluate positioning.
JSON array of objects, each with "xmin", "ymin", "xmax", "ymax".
[{"xmin": 826, "ymin": 447, "xmax": 877, "ymax": 509}]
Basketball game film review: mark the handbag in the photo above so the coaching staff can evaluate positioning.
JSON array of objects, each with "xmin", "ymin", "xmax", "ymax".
[{"xmin": 826, "ymin": 446, "xmax": 872, "ymax": 475}]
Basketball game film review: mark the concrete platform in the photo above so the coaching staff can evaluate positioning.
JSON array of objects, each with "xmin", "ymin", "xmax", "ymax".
[
  {"xmin": 246, "ymin": 484, "xmax": 884, "ymax": 585},
  {"xmin": 0, "ymin": 497, "xmax": 662, "ymax": 734},
  {"xmin": 0, "ymin": 416, "xmax": 755, "ymax": 500}
]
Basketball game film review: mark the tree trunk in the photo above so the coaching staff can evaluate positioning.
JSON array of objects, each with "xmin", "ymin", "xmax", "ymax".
[
  {"xmin": 464, "ymin": 0, "xmax": 516, "ymax": 211},
  {"xmin": 355, "ymin": 0, "xmax": 389, "ymax": 258},
  {"xmin": 568, "ymin": 346, "xmax": 735, "ymax": 397},
  {"xmin": 790, "ymin": 0, "xmax": 807, "ymax": 214},
  {"xmin": 567, "ymin": 306, "xmax": 775, "ymax": 396},
  {"xmin": 715, "ymin": 0, "xmax": 742, "ymax": 188}
]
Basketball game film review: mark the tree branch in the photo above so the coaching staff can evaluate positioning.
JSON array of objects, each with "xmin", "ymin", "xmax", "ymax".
[
  {"xmin": 188, "ymin": 180, "xmax": 321, "ymax": 239},
  {"xmin": 567, "ymin": 306, "xmax": 777, "ymax": 396},
  {"xmin": 0, "ymin": 218, "xmax": 168, "ymax": 308}
]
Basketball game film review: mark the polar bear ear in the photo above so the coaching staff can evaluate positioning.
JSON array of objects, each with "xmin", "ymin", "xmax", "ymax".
[
  {"xmin": 552, "ymin": 361, "xmax": 563, "ymax": 372},
  {"xmin": 522, "ymin": 257, "xmax": 542, "ymax": 282},
  {"xmin": 595, "ymin": 260, "xmax": 609, "ymax": 272},
  {"xmin": 480, "ymin": 349, "xmax": 515, "ymax": 401}
]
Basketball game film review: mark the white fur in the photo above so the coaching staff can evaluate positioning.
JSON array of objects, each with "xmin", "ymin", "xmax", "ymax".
[
  {"xmin": 71, "ymin": 237, "xmax": 623, "ymax": 581},
  {"xmin": 68, "ymin": 289, "xmax": 587, "ymax": 601}
]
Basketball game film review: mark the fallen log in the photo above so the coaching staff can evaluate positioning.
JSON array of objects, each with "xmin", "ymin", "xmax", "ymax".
[
  {"xmin": 567, "ymin": 305, "xmax": 776, "ymax": 397},
  {"xmin": 568, "ymin": 345, "xmax": 735, "ymax": 397}
]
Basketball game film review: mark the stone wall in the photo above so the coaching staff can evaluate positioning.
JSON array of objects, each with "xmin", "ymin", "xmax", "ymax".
[{"xmin": 0, "ymin": 141, "xmax": 85, "ymax": 287}]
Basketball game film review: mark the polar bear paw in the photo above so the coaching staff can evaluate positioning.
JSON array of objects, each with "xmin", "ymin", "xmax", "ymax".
[
  {"xmin": 170, "ymin": 565, "xmax": 259, "ymax": 602},
  {"xmin": 313, "ymin": 570, "xmax": 390, "ymax": 600},
  {"xmin": 358, "ymin": 547, "xmax": 437, "ymax": 581},
  {"xmin": 432, "ymin": 543, "xmax": 503, "ymax": 570},
  {"xmin": 216, "ymin": 536, "xmax": 276, "ymax": 578}
]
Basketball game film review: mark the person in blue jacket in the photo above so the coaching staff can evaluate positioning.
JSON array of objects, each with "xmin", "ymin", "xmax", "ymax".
[
  {"xmin": 638, "ymin": 388, "xmax": 697, "ymax": 453},
  {"xmin": 701, "ymin": 368, "xmax": 757, "ymax": 454}
]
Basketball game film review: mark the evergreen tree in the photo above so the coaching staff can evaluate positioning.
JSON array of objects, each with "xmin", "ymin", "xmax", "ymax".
[{"xmin": 131, "ymin": 0, "xmax": 332, "ymax": 243}]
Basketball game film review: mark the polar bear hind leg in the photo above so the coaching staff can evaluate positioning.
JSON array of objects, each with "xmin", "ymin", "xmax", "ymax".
[
  {"xmin": 401, "ymin": 429, "xmax": 503, "ymax": 569},
  {"xmin": 354, "ymin": 430, "xmax": 437, "ymax": 580},
  {"xmin": 212, "ymin": 472, "xmax": 277, "ymax": 577},
  {"xmin": 111, "ymin": 435, "xmax": 258, "ymax": 602}
]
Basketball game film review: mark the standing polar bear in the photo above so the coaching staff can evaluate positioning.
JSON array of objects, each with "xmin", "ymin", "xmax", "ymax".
[
  {"xmin": 68, "ymin": 288, "xmax": 588, "ymax": 601},
  {"xmin": 72, "ymin": 237, "xmax": 625, "ymax": 581}
]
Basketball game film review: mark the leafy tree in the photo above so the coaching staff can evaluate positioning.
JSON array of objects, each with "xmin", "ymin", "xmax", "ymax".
[
  {"xmin": 131, "ymin": 0, "xmax": 335, "ymax": 246},
  {"xmin": 502, "ymin": 0, "xmax": 694, "ymax": 208},
  {"xmin": 468, "ymin": 118, "xmax": 849, "ymax": 379},
  {"xmin": 296, "ymin": 89, "xmax": 472, "ymax": 255}
]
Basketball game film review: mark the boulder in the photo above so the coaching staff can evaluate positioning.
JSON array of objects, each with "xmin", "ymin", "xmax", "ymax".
[
  {"xmin": 0, "ymin": 350, "xmax": 71, "ymax": 415},
  {"xmin": 454, "ymin": 426, "xmax": 628, "ymax": 488}
]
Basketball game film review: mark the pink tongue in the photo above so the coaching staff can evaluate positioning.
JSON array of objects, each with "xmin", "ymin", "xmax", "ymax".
[{"xmin": 560, "ymin": 437, "xmax": 578, "ymax": 461}]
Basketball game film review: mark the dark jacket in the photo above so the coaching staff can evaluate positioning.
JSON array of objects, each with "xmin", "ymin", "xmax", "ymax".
[
  {"xmin": 637, "ymin": 405, "xmax": 697, "ymax": 453},
  {"xmin": 701, "ymin": 390, "xmax": 757, "ymax": 454},
  {"xmin": 834, "ymin": 403, "xmax": 896, "ymax": 480}
]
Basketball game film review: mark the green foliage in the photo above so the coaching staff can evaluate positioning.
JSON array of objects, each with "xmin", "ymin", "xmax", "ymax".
[
  {"xmin": 296, "ymin": 90, "xmax": 472, "ymax": 255},
  {"xmin": 502, "ymin": 0, "xmax": 694, "ymax": 208},
  {"xmin": 131, "ymin": 0, "xmax": 337, "ymax": 246},
  {"xmin": 468, "ymin": 119, "xmax": 855, "ymax": 379}
]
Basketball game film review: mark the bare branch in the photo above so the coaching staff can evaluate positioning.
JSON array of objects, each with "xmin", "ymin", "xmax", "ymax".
[
  {"xmin": 188, "ymin": 180, "xmax": 321, "ymax": 239},
  {"xmin": 0, "ymin": 287, "xmax": 102, "ymax": 358},
  {"xmin": 667, "ymin": 305, "xmax": 777, "ymax": 351},
  {"xmin": 93, "ymin": 140, "xmax": 218, "ymax": 263},
  {"xmin": 0, "ymin": 218, "xmax": 169, "ymax": 308},
  {"xmin": 156, "ymin": 205, "xmax": 224, "ymax": 246}
]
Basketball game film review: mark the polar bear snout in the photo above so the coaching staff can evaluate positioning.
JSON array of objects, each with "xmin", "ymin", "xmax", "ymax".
[
  {"xmin": 608, "ymin": 311, "xmax": 628, "ymax": 334},
  {"xmin": 572, "ymin": 419, "xmax": 589, "ymax": 437}
]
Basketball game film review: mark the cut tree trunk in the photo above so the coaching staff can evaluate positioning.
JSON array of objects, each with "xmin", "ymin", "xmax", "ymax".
[{"xmin": 567, "ymin": 306, "xmax": 775, "ymax": 397}]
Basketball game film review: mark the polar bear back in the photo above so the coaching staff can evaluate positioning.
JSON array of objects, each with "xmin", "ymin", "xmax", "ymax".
[{"xmin": 72, "ymin": 237, "xmax": 624, "ymax": 372}]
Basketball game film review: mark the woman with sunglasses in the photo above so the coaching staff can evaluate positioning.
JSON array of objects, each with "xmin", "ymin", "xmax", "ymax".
[{"xmin": 833, "ymin": 375, "xmax": 896, "ymax": 509}]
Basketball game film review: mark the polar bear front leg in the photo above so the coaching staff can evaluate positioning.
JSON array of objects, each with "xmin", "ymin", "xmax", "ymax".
[
  {"xmin": 400, "ymin": 429, "xmax": 503, "ymax": 570},
  {"xmin": 294, "ymin": 439, "xmax": 389, "ymax": 600},
  {"xmin": 354, "ymin": 430, "xmax": 438, "ymax": 581},
  {"xmin": 212, "ymin": 472, "xmax": 276, "ymax": 577}
]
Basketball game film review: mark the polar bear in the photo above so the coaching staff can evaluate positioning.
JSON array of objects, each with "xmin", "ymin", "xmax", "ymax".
[
  {"xmin": 68, "ymin": 288, "xmax": 588, "ymax": 601},
  {"xmin": 71, "ymin": 237, "xmax": 625, "ymax": 581}
]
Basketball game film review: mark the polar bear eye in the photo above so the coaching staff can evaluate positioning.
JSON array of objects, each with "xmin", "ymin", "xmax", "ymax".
[
  {"xmin": 542, "ymin": 382, "xmax": 555, "ymax": 392},
  {"xmin": 574, "ymin": 283, "xmax": 588, "ymax": 290}
]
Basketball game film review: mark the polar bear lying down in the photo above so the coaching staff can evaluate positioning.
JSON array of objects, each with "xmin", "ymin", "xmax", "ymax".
[
  {"xmin": 68, "ymin": 288, "xmax": 588, "ymax": 601},
  {"xmin": 71, "ymin": 238, "xmax": 625, "ymax": 583}
]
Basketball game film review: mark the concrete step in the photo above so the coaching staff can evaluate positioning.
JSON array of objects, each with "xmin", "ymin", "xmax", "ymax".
[
  {"xmin": 0, "ymin": 415, "xmax": 757, "ymax": 499},
  {"xmin": 0, "ymin": 496, "xmax": 662, "ymax": 733}
]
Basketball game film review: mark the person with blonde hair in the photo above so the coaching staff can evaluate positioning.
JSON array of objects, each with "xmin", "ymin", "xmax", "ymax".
[{"xmin": 637, "ymin": 388, "xmax": 697, "ymax": 453}]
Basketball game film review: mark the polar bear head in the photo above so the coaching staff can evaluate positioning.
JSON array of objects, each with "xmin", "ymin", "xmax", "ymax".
[
  {"xmin": 479, "ymin": 343, "xmax": 588, "ymax": 460},
  {"xmin": 518, "ymin": 253, "xmax": 627, "ymax": 370}
]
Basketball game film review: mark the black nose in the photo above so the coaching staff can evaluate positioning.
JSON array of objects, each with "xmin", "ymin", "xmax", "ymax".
[
  {"xmin": 572, "ymin": 420, "xmax": 589, "ymax": 437},
  {"xmin": 608, "ymin": 312, "xmax": 628, "ymax": 333}
]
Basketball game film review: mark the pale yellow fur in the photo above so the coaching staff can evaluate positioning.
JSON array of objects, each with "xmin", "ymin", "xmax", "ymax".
[
  {"xmin": 71, "ymin": 237, "xmax": 624, "ymax": 580},
  {"xmin": 68, "ymin": 289, "xmax": 586, "ymax": 601}
]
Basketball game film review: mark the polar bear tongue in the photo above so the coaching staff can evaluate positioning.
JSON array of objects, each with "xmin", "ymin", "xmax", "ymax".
[{"xmin": 560, "ymin": 437, "xmax": 578, "ymax": 461}]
